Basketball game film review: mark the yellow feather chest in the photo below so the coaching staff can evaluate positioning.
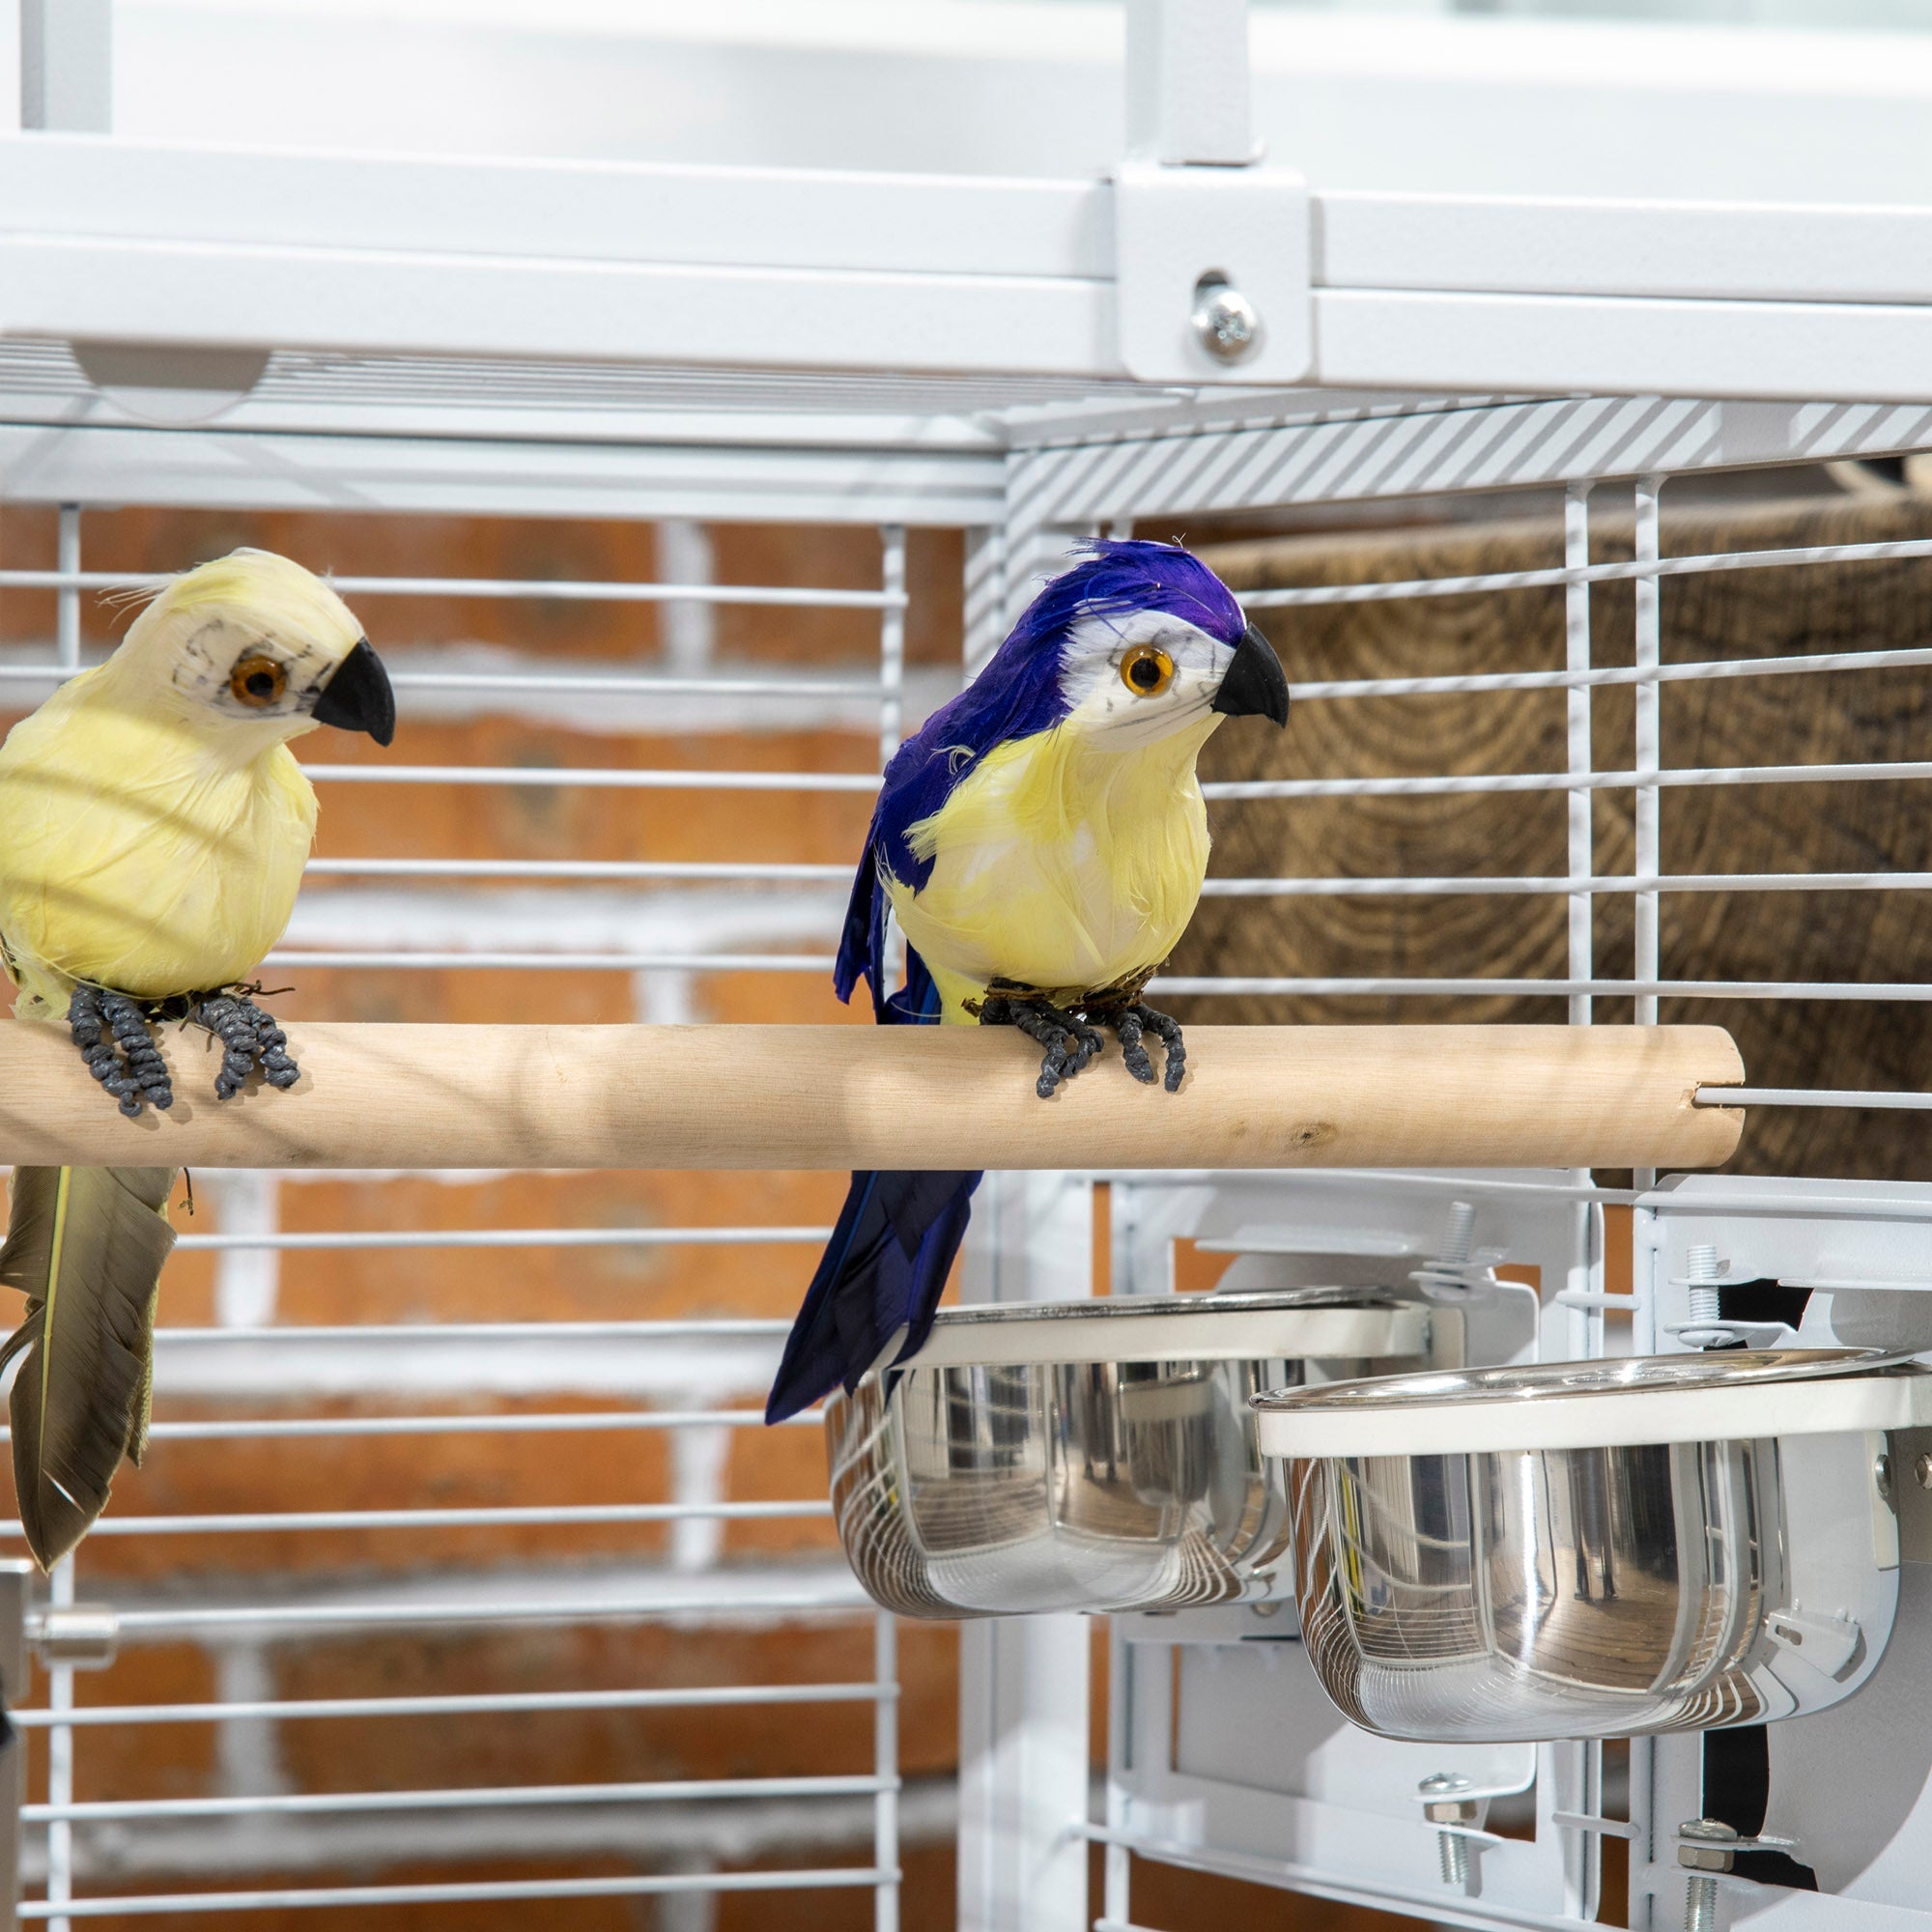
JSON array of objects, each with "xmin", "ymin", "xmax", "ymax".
[
  {"xmin": 887, "ymin": 716, "xmax": 1218, "ymax": 1021},
  {"xmin": 0, "ymin": 683, "xmax": 318, "ymax": 1009}
]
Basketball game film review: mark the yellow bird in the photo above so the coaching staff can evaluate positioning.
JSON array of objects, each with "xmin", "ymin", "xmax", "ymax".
[
  {"xmin": 0, "ymin": 549, "xmax": 394, "ymax": 1565},
  {"xmin": 768, "ymin": 538, "xmax": 1290, "ymax": 1420}
]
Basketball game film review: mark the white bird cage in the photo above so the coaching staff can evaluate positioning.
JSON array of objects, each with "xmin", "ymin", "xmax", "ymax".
[{"xmin": 5, "ymin": 4, "xmax": 1932, "ymax": 1931}]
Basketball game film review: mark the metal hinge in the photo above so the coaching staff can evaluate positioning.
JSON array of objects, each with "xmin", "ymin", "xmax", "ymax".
[{"xmin": 1114, "ymin": 0, "xmax": 1313, "ymax": 384}]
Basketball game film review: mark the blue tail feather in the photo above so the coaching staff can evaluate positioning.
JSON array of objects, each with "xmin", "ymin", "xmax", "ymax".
[
  {"xmin": 768, "ymin": 929, "xmax": 977, "ymax": 1423},
  {"xmin": 764, "ymin": 1167, "xmax": 980, "ymax": 1422}
]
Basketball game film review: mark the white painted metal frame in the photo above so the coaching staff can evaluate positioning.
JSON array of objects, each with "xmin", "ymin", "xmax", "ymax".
[
  {"xmin": 1625, "ymin": 1179, "xmax": 1932, "ymax": 1930},
  {"xmin": 6, "ymin": 4, "xmax": 1932, "ymax": 1929},
  {"xmin": 11, "ymin": 137, "xmax": 1932, "ymax": 400}
]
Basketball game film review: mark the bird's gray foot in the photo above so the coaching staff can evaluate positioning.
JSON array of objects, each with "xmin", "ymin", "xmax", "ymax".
[
  {"xmin": 1116, "ymin": 1002, "xmax": 1187, "ymax": 1093},
  {"xmin": 190, "ymin": 992, "xmax": 299, "ymax": 1099},
  {"xmin": 976, "ymin": 990, "xmax": 1104, "ymax": 1099},
  {"xmin": 68, "ymin": 987, "xmax": 174, "ymax": 1118}
]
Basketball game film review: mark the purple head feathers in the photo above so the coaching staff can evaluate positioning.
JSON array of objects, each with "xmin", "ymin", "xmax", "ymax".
[{"xmin": 1001, "ymin": 538, "xmax": 1247, "ymax": 665}]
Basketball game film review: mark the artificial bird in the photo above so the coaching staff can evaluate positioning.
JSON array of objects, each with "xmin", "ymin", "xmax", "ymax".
[
  {"xmin": 766, "ymin": 539, "xmax": 1287, "ymax": 1423},
  {"xmin": 0, "ymin": 549, "xmax": 395, "ymax": 1565}
]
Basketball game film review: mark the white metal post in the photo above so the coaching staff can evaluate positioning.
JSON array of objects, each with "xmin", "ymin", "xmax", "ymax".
[
  {"xmin": 961, "ymin": 526, "xmax": 1007, "ymax": 679},
  {"xmin": 878, "ymin": 525, "xmax": 906, "ymax": 767},
  {"xmin": 1565, "ymin": 481, "xmax": 1592, "ymax": 1029},
  {"xmin": 17, "ymin": 0, "xmax": 108, "ymax": 132},
  {"xmin": 1103, "ymin": 1623, "xmax": 1132, "ymax": 1929},
  {"xmin": 1123, "ymin": 0, "xmax": 1254, "ymax": 166},
  {"xmin": 54, "ymin": 506, "xmax": 77, "ymax": 671},
  {"xmin": 1633, "ymin": 474, "xmax": 1662, "ymax": 1028},
  {"xmin": 44, "ymin": 1557, "xmax": 72, "ymax": 1932},
  {"xmin": 654, "ymin": 518, "xmax": 716, "ymax": 677},
  {"xmin": 956, "ymin": 1167, "xmax": 1093, "ymax": 1932},
  {"xmin": 1564, "ymin": 482, "xmax": 1605, "ymax": 1366},
  {"xmin": 956, "ymin": 1610, "xmax": 1091, "ymax": 1932},
  {"xmin": 0, "ymin": 1561, "xmax": 25, "ymax": 1932},
  {"xmin": 1632, "ymin": 475, "xmax": 1662, "ymax": 1200},
  {"xmin": 879, "ymin": 523, "xmax": 908, "ymax": 996},
  {"xmin": 873, "ymin": 1612, "xmax": 899, "ymax": 1932}
]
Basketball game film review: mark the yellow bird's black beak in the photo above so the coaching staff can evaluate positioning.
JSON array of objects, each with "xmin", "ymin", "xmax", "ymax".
[
  {"xmin": 313, "ymin": 639, "xmax": 396, "ymax": 747},
  {"xmin": 1211, "ymin": 622, "xmax": 1290, "ymax": 727}
]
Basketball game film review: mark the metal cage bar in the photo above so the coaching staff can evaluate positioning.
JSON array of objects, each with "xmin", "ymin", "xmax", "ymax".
[{"xmin": 2, "ymin": 508, "xmax": 915, "ymax": 1924}]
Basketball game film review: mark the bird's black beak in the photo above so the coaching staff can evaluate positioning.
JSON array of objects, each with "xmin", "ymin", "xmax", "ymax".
[
  {"xmin": 1211, "ymin": 622, "xmax": 1290, "ymax": 727},
  {"xmin": 313, "ymin": 639, "xmax": 396, "ymax": 747}
]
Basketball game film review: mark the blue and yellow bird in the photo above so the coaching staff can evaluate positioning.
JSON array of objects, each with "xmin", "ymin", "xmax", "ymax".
[{"xmin": 766, "ymin": 539, "xmax": 1288, "ymax": 1422}]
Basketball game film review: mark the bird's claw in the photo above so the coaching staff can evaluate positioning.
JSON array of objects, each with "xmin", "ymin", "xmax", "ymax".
[
  {"xmin": 974, "ymin": 983, "xmax": 1184, "ymax": 1097},
  {"xmin": 1118, "ymin": 1002, "xmax": 1186, "ymax": 1094},
  {"xmin": 975, "ymin": 992, "xmax": 1103, "ymax": 1098},
  {"xmin": 190, "ymin": 992, "xmax": 300, "ymax": 1099},
  {"xmin": 68, "ymin": 987, "xmax": 174, "ymax": 1118}
]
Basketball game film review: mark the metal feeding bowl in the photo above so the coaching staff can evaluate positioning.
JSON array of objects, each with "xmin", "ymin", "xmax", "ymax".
[
  {"xmin": 826, "ymin": 1289, "xmax": 1432, "ymax": 1618},
  {"xmin": 1255, "ymin": 1350, "xmax": 1932, "ymax": 1743}
]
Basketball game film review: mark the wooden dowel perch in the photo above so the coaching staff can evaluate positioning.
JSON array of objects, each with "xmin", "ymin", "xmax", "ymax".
[{"xmin": 0, "ymin": 1022, "xmax": 1743, "ymax": 1172}]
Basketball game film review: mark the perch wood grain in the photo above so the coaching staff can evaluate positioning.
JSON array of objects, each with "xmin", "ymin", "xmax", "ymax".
[{"xmin": 0, "ymin": 1022, "xmax": 1744, "ymax": 1171}]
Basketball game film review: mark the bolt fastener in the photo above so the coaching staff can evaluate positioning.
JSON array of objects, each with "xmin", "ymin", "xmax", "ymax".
[
  {"xmin": 1678, "ymin": 1818, "xmax": 1738, "ymax": 1932},
  {"xmin": 1877, "ymin": 1453, "xmax": 1894, "ymax": 1501},
  {"xmin": 1679, "ymin": 1242, "xmax": 1740, "ymax": 1348},
  {"xmin": 1190, "ymin": 274, "xmax": 1262, "ymax": 362},
  {"xmin": 1915, "ymin": 1450, "xmax": 1932, "ymax": 1492},
  {"xmin": 1418, "ymin": 1772, "xmax": 1478, "ymax": 1889}
]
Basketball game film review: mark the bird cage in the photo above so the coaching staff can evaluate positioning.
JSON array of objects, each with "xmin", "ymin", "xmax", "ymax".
[{"xmin": 4, "ymin": 5, "xmax": 1932, "ymax": 1932}]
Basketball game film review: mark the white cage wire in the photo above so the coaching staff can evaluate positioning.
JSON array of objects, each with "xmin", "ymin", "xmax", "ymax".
[
  {"xmin": 5, "ymin": 379, "xmax": 1932, "ymax": 1932},
  {"xmin": 8, "ymin": 5, "xmax": 1932, "ymax": 1930},
  {"xmin": 0, "ymin": 487, "xmax": 923, "ymax": 1927}
]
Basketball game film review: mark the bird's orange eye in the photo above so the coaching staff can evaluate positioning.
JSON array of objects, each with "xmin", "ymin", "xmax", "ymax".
[
  {"xmin": 1120, "ymin": 644, "xmax": 1175, "ymax": 697},
  {"xmin": 229, "ymin": 654, "xmax": 287, "ymax": 708}
]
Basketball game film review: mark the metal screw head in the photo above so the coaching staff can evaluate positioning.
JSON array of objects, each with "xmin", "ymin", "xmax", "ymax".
[
  {"xmin": 1191, "ymin": 274, "xmax": 1263, "ymax": 362},
  {"xmin": 1915, "ymin": 1450, "xmax": 1932, "ymax": 1492},
  {"xmin": 1418, "ymin": 1771, "xmax": 1479, "ymax": 1824},
  {"xmin": 1877, "ymin": 1453, "xmax": 1894, "ymax": 1500},
  {"xmin": 1677, "ymin": 1819, "xmax": 1738, "ymax": 1873}
]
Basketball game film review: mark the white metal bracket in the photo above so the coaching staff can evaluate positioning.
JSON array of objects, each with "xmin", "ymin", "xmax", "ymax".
[
  {"xmin": 1113, "ymin": 159, "xmax": 1313, "ymax": 385},
  {"xmin": 1114, "ymin": 0, "xmax": 1311, "ymax": 385}
]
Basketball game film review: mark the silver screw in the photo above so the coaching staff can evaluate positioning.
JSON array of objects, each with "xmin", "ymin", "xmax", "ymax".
[
  {"xmin": 1415, "ymin": 1202, "xmax": 1483, "ymax": 1302},
  {"xmin": 1678, "ymin": 1818, "xmax": 1737, "ymax": 1932},
  {"xmin": 1876, "ymin": 1453, "xmax": 1893, "ymax": 1501},
  {"xmin": 1418, "ymin": 1772, "xmax": 1477, "ymax": 1888},
  {"xmin": 1685, "ymin": 1242, "xmax": 1722, "ymax": 1330},
  {"xmin": 1191, "ymin": 274, "xmax": 1262, "ymax": 362},
  {"xmin": 1914, "ymin": 1450, "xmax": 1932, "ymax": 1491},
  {"xmin": 1680, "ymin": 1242, "xmax": 1740, "ymax": 1347}
]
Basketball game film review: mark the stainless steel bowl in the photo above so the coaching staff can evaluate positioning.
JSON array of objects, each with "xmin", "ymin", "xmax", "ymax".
[
  {"xmin": 827, "ymin": 1290, "xmax": 1431, "ymax": 1618},
  {"xmin": 1256, "ymin": 1350, "xmax": 1930, "ymax": 1742}
]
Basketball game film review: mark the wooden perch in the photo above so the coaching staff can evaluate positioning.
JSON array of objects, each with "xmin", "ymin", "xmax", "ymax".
[{"xmin": 0, "ymin": 1022, "xmax": 1744, "ymax": 1172}]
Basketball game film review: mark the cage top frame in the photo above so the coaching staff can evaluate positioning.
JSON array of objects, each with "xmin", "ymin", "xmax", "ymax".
[{"xmin": 7, "ymin": 0, "xmax": 1932, "ymax": 518}]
